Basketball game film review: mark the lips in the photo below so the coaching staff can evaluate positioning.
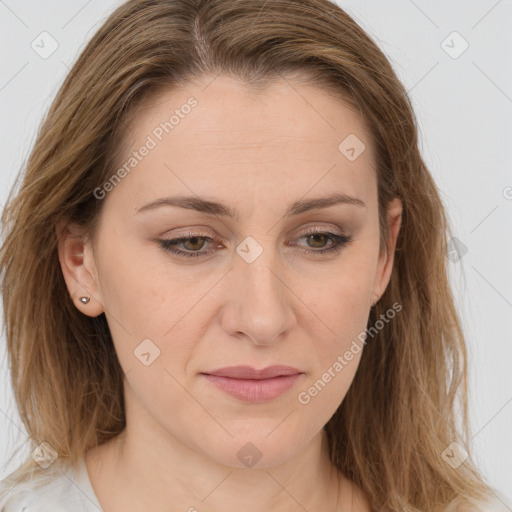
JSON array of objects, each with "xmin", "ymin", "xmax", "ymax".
[
  {"xmin": 200, "ymin": 365, "xmax": 304, "ymax": 402},
  {"xmin": 204, "ymin": 365, "xmax": 301, "ymax": 379}
]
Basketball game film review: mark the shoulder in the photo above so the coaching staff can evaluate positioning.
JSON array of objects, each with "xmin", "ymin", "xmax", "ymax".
[{"xmin": 0, "ymin": 457, "xmax": 101, "ymax": 512}]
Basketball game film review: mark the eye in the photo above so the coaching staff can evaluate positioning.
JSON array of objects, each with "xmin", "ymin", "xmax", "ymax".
[
  {"xmin": 157, "ymin": 229, "xmax": 353, "ymax": 259},
  {"xmin": 158, "ymin": 232, "xmax": 217, "ymax": 258},
  {"xmin": 292, "ymin": 229, "xmax": 353, "ymax": 255}
]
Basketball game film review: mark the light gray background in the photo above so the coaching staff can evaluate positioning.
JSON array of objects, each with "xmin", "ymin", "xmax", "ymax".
[{"xmin": 1, "ymin": 0, "xmax": 511, "ymax": 502}]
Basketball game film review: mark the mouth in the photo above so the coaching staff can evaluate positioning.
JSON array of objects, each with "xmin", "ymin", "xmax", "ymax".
[{"xmin": 200, "ymin": 365, "xmax": 304, "ymax": 402}]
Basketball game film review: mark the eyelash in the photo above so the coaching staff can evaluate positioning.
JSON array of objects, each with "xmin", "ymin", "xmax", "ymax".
[{"xmin": 157, "ymin": 229, "xmax": 353, "ymax": 259}]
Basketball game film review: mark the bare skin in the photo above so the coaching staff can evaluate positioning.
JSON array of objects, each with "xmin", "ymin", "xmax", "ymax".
[{"xmin": 58, "ymin": 73, "xmax": 401, "ymax": 511}]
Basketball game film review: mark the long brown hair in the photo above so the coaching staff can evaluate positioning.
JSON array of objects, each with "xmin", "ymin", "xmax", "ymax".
[{"xmin": 0, "ymin": 0, "xmax": 502, "ymax": 510}]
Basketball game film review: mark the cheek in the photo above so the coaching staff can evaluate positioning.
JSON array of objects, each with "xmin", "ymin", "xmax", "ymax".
[
  {"xmin": 297, "ymin": 291, "xmax": 367, "ymax": 420},
  {"xmin": 96, "ymin": 245, "xmax": 214, "ymax": 385},
  {"xmin": 294, "ymin": 339, "xmax": 363, "ymax": 432},
  {"xmin": 294, "ymin": 228, "xmax": 378, "ymax": 331},
  {"xmin": 95, "ymin": 230, "xmax": 180, "ymax": 332},
  {"xmin": 296, "ymin": 258, "xmax": 374, "ymax": 407},
  {"xmin": 300, "ymin": 260, "xmax": 374, "ymax": 342}
]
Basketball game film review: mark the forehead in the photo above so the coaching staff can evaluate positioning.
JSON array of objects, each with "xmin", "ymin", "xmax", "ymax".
[{"xmin": 111, "ymin": 74, "xmax": 377, "ymax": 211}]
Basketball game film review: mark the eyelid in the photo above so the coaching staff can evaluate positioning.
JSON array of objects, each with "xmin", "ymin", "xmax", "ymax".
[
  {"xmin": 294, "ymin": 224, "xmax": 348, "ymax": 237},
  {"xmin": 163, "ymin": 223, "xmax": 348, "ymax": 244}
]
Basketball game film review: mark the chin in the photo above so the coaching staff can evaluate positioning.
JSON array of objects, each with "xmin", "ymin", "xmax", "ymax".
[{"xmin": 202, "ymin": 430, "xmax": 310, "ymax": 470}]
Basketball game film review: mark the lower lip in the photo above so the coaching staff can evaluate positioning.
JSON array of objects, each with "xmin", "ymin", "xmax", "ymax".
[{"xmin": 201, "ymin": 373, "xmax": 303, "ymax": 402}]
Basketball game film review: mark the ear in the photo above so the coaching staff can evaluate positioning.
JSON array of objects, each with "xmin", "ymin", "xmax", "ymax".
[
  {"xmin": 56, "ymin": 219, "xmax": 104, "ymax": 317},
  {"xmin": 370, "ymin": 197, "xmax": 403, "ymax": 307}
]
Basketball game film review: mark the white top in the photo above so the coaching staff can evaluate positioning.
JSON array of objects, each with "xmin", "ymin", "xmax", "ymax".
[{"xmin": 0, "ymin": 455, "xmax": 103, "ymax": 512}]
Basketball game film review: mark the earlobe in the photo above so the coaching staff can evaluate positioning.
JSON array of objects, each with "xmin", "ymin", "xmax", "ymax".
[{"xmin": 55, "ymin": 220, "xmax": 104, "ymax": 318}]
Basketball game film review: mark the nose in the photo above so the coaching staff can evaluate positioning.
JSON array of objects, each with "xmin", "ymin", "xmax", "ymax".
[{"xmin": 221, "ymin": 245, "xmax": 296, "ymax": 346}]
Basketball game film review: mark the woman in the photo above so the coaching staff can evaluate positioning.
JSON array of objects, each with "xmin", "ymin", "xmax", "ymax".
[{"xmin": 0, "ymin": 0, "xmax": 508, "ymax": 510}]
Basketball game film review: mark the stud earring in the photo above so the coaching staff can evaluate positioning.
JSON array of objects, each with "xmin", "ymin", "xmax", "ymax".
[{"xmin": 79, "ymin": 296, "xmax": 90, "ymax": 304}]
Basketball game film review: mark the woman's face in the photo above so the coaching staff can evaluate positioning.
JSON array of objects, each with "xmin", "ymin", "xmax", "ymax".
[{"xmin": 59, "ymin": 74, "xmax": 401, "ymax": 468}]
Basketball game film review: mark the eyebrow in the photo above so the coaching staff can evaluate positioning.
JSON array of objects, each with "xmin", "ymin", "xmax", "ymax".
[{"xmin": 136, "ymin": 192, "xmax": 366, "ymax": 219}]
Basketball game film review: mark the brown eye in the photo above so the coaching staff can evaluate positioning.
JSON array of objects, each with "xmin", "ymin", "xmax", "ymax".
[
  {"xmin": 158, "ymin": 234, "xmax": 216, "ymax": 258},
  {"xmin": 305, "ymin": 233, "xmax": 330, "ymax": 249},
  {"xmin": 294, "ymin": 230, "xmax": 353, "ymax": 255},
  {"xmin": 181, "ymin": 236, "xmax": 208, "ymax": 251}
]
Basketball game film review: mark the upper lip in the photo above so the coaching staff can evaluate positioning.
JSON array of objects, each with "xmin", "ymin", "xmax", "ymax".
[{"xmin": 202, "ymin": 365, "xmax": 302, "ymax": 380}]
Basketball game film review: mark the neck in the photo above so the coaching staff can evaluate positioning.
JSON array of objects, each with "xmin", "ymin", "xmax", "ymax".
[{"xmin": 86, "ymin": 384, "xmax": 341, "ymax": 511}]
